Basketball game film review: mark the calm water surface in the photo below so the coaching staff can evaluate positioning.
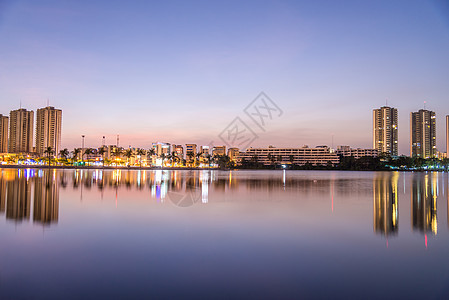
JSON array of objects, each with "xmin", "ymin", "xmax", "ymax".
[{"xmin": 0, "ymin": 168, "xmax": 449, "ymax": 299}]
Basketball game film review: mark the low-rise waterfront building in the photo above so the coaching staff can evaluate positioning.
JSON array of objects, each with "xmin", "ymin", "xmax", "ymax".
[
  {"xmin": 239, "ymin": 145, "xmax": 339, "ymax": 166},
  {"xmin": 212, "ymin": 146, "xmax": 226, "ymax": 157},
  {"xmin": 336, "ymin": 146, "xmax": 378, "ymax": 158}
]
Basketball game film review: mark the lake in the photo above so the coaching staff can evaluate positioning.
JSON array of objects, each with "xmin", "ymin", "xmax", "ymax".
[{"xmin": 0, "ymin": 168, "xmax": 448, "ymax": 299}]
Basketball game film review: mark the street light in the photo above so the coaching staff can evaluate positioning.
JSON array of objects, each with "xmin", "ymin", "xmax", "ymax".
[{"xmin": 82, "ymin": 135, "xmax": 85, "ymax": 164}]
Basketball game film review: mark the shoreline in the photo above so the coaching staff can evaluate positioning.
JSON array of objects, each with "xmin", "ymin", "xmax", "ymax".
[{"xmin": 0, "ymin": 165, "xmax": 445, "ymax": 172}]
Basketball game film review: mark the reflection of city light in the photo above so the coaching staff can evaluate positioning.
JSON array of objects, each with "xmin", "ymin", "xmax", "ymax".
[{"xmin": 202, "ymin": 171, "xmax": 209, "ymax": 204}]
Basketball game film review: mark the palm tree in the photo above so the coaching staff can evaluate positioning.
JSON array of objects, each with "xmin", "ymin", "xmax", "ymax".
[
  {"xmin": 84, "ymin": 148, "xmax": 94, "ymax": 165},
  {"xmin": 166, "ymin": 154, "xmax": 172, "ymax": 167},
  {"xmin": 137, "ymin": 149, "xmax": 146, "ymax": 168},
  {"xmin": 98, "ymin": 147, "xmax": 107, "ymax": 167},
  {"xmin": 59, "ymin": 148, "xmax": 69, "ymax": 165},
  {"xmin": 196, "ymin": 152, "xmax": 202, "ymax": 167},
  {"xmin": 112, "ymin": 147, "xmax": 122, "ymax": 167},
  {"xmin": 160, "ymin": 153, "xmax": 166, "ymax": 166},
  {"xmin": 44, "ymin": 147, "xmax": 53, "ymax": 166},
  {"xmin": 187, "ymin": 151, "xmax": 194, "ymax": 167},
  {"xmin": 123, "ymin": 149, "xmax": 133, "ymax": 166},
  {"xmin": 206, "ymin": 154, "xmax": 212, "ymax": 168},
  {"xmin": 147, "ymin": 148, "xmax": 155, "ymax": 167},
  {"xmin": 171, "ymin": 151, "xmax": 177, "ymax": 166},
  {"xmin": 60, "ymin": 148, "xmax": 69, "ymax": 159},
  {"xmin": 72, "ymin": 148, "xmax": 81, "ymax": 164}
]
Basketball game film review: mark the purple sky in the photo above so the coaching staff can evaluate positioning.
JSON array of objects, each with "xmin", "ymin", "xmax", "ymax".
[{"xmin": 0, "ymin": 0, "xmax": 448, "ymax": 154}]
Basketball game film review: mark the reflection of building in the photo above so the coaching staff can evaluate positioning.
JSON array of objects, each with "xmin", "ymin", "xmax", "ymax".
[
  {"xmin": 35, "ymin": 106, "xmax": 63, "ymax": 156},
  {"xmin": 373, "ymin": 106, "xmax": 398, "ymax": 156},
  {"xmin": 0, "ymin": 175, "xmax": 6, "ymax": 213},
  {"xmin": 0, "ymin": 114, "xmax": 8, "ymax": 153},
  {"xmin": 9, "ymin": 108, "xmax": 34, "ymax": 153},
  {"xmin": 410, "ymin": 109, "xmax": 436, "ymax": 158},
  {"xmin": 411, "ymin": 174, "xmax": 437, "ymax": 234},
  {"xmin": 373, "ymin": 172, "xmax": 399, "ymax": 236},
  {"xmin": 6, "ymin": 172, "xmax": 31, "ymax": 221},
  {"xmin": 33, "ymin": 170, "xmax": 59, "ymax": 225}
]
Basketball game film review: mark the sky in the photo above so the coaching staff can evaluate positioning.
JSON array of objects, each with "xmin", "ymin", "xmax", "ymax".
[{"xmin": 0, "ymin": 0, "xmax": 448, "ymax": 154}]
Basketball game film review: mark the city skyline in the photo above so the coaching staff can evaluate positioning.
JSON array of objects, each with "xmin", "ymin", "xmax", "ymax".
[{"xmin": 1, "ymin": 1, "xmax": 448, "ymax": 154}]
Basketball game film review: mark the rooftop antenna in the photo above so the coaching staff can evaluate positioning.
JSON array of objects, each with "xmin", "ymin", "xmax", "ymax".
[
  {"xmin": 20, "ymin": 100, "xmax": 22, "ymax": 109},
  {"xmin": 424, "ymin": 101, "xmax": 426, "ymax": 110},
  {"xmin": 386, "ymin": 99, "xmax": 388, "ymax": 106},
  {"xmin": 102, "ymin": 136, "xmax": 105, "ymax": 147},
  {"xmin": 117, "ymin": 134, "xmax": 119, "ymax": 147},
  {"xmin": 47, "ymin": 98, "xmax": 49, "ymax": 107}
]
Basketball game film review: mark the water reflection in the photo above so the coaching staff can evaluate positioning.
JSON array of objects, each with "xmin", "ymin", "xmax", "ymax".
[
  {"xmin": 373, "ymin": 172, "xmax": 399, "ymax": 236},
  {"xmin": 411, "ymin": 173, "xmax": 438, "ymax": 235},
  {"xmin": 33, "ymin": 169, "xmax": 59, "ymax": 225},
  {"xmin": 6, "ymin": 171, "xmax": 32, "ymax": 222},
  {"xmin": 0, "ymin": 169, "xmax": 448, "ymax": 236}
]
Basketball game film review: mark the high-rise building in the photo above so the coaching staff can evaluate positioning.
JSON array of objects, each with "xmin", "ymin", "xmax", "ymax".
[
  {"xmin": 8, "ymin": 108, "xmax": 34, "ymax": 153},
  {"xmin": 0, "ymin": 114, "xmax": 8, "ymax": 153},
  {"xmin": 410, "ymin": 109, "xmax": 436, "ymax": 158},
  {"xmin": 35, "ymin": 106, "xmax": 62, "ymax": 156},
  {"xmin": 446, "ymin": 115, "xmax": 449, "ymax": 156},
  {"xmin": 373, "ymin": 106, "xmax": 398, "ymax": 156}
]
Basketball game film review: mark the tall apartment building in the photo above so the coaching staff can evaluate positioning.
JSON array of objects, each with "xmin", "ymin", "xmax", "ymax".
[
  {"xmin": 0, "ymin": 114, "xmax": 8, "ymax": 153},
  {"xmin": 35, "ymin": 106, "xmax": 62, "ymax": 156},
  {"xmin": 9, "ymin": 108, "xmax": 34, "ymax": 153},
  {"xmin": 410, "ymin": 109, "xmax": 436, "ymax": 158},
  {"xmin": 373, "ymin": 106, "xmax": 398, "ymax": 156},
  {"xmin": 446, "ymin": 115, "xmax": 449, "ymax": 156}
]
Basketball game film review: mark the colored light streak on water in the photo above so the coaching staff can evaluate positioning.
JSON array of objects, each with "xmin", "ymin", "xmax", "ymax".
[{"xmin": 425, "ymin": 234, "xmax": 427, "ymax": 249}]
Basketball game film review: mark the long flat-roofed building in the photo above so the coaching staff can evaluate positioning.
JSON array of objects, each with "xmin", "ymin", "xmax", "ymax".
[
  {"xmin": 0, "ymin": 114, "xmax": 8, "ymax": 153},
  {"xmin": 9, "ymin": 108, "xmax": 34, "ymax": 153},
  {"xmin": 35, "ymin": 106, "xmax": 62, "ymax": 156},
  {"xmin": 410, "ymin": 109, "xmax": 436, "ymax": 158},
  {"xmin": 240, "ymin": 145, "xmax": 339, "ymax": 166},
  {"xmin": 373, "ymin": 106, "xmax": 398, "ymax": 156},
  {"xmin": 336, "ymin": 146, "xmax": 378, "ymax": 159}
]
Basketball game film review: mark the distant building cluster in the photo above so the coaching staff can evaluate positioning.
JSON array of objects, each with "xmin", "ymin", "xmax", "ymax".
[
  {"xmin": 0, "ymin": 104, "xmax": 448, "ymax": 167},
  {"xmin": 373, "ymin": 106, "xmax": 448, "ymax": 159},
  {"xmin": 0, "ymin": 106, "xmax": 62, "ymax": 157}
]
